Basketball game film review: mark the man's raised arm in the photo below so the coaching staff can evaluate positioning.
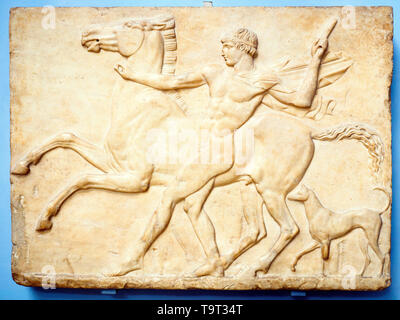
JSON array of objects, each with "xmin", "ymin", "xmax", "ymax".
[
  {"xmin": 266, "ymin": 38, "xmax": 328, "ymax": 108},
  {"xmin": 114, "ymin": 63, "xmax": 207, "ymax": 90}
]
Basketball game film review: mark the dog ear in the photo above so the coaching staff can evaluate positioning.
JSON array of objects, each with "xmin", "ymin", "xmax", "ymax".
[
  {"xmin": 300, "ymin": 184, "xmax": 308, "ymax": 192},
  {"xmin": 287, "ymin": 186, "xmax": 308, "ymax": 201}
]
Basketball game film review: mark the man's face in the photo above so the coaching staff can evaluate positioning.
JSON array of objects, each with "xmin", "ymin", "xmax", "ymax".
[{"xmin": 221, "ymin": 41, "xmax": 244, "ymax": 67}]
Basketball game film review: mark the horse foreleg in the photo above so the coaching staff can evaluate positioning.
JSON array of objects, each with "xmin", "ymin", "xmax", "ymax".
[
  {"xmin": 222, "ymin": 182, "xmax": 266, "ymax": 269},
  {"xmin": 12, "ymin": 132, "xmax": 111, "ymax": 175},
  {"xmin": 35, "ymin": 172, "xmax": 151, "ymax": 231},
  {"xmin": 250, "ymin": 188, "xmax": 299, "ymax": 276}
]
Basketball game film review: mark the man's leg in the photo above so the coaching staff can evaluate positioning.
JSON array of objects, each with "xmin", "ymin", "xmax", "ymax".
[
  {"xmin": 107, "ymin": 133, "xmax": 235, "ymax": 276},
  {"xmin": 183, "ymin": 179, "xmax": 224, "ymax": 277},
  {"xmin": 110, "ymin": 163, "xmax": 232, "ymax": 276}
]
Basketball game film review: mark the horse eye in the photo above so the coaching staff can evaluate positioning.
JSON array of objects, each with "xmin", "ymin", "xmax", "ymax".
[{"xmin": 125, "ymin": 22, "xmax": 132, "ymax": 28}]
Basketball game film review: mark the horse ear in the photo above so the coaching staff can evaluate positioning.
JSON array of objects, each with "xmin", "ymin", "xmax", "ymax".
[{"xmin": 116, "ymin": 28, "xmax": 144, "ymax": 57}]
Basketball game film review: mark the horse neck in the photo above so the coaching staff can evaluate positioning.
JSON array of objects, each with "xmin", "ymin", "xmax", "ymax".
[{"xmin": 126, "ymin": 30, "xmax": 164, "ymax": 74}]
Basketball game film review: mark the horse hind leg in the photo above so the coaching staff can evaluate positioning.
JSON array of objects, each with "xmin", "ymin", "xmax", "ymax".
[
  {"xmin": 12, "ymin": 132, "xmax": 111, "ymax": 175},
  {"xmin": 222, "ymin": 183, "xmax": 266, "ymax": 270},
  {"xmin": 182, "ymin": 179, "xmax": 224, "ymax": 277},
  {"xmin": 250, "ymin": 188, "xmax": 299, "ymax": 276},
  {"xmin": 35, "ymin": 172, "xmax": 151, "ymax": 231}
]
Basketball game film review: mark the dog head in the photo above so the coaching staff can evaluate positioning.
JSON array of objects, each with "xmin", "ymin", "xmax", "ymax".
[{"xmin": 287, "ymin": 184, "xmax": 309, "ymax": 202}]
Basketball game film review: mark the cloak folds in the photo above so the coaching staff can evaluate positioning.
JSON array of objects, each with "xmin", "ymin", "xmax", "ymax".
[{"xmin": 263, "ymin": 52, "xmax": 353, "ymax": 120}]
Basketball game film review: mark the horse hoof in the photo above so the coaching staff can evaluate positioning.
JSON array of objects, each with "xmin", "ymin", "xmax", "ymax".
[
  {"xmin": 35, "ymin": 217, "xmax": 53, "ymax": 231},
  {"xmin": 11, "ymin": 161, "xmax": 30, "ymax": 175},
  {"xmin": 193, "ymin": 261, "xmax": 224, "ymax": 277},
  {"xmin": 255, "ymin": 269, "xmax": 267, "ymax": 277},
  {"xmin": 291, "ymin": 264, "xmax": 297, "ymax": 272},
  {"xmin": 103, "ymin": 260, "xmax": 142, "ymax": 277}
]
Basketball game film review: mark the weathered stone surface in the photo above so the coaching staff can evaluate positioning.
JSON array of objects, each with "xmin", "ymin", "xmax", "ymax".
[{"xmin": 10, "ymin": 6, "xmax": 392, "ymax": 290}]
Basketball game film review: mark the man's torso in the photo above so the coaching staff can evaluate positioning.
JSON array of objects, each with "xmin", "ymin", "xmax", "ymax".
[{"xmin": 203, "ymin": 65, "xmax": 278, "ymax": 131}]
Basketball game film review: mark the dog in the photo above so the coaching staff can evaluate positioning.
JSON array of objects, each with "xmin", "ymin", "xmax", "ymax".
[{"xmin": 287, "ymin": 184, "xmax": 391, "ymax": 276}]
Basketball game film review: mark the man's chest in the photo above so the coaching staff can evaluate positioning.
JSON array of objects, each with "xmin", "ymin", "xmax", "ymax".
[{"xmin": 208, "ymin": 73, "xmax": 274, "ymax": 103}]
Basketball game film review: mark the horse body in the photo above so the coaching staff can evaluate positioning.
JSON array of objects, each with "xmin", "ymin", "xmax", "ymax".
[
  {"xmin": 106, "ymin": 80, "xmax": 182, "ymax": 173},
  {"xmin": 236, "ymin": 110, "xmax": 315, "ymax": 191}
]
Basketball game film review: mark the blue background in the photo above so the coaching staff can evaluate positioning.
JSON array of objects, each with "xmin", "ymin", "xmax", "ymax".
[{"xmin": 0, "ymin": 0, "xmax": 398, "ymax": 300}]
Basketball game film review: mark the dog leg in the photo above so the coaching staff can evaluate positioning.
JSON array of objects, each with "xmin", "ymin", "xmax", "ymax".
[
  {"xmin": 364, "ymin": 224, "xmax": 385, "ymax": 276},
  {"xmin": 322, "ymin": 258, "xmax": 329, "ymax": 277},
  {"xmin": 321, "ymin": 241, "xmax": 330, "ymax": 260},
  {"xmin": 359, "ymin": 238, "xmax": 371, "ymax": 277},
  {"xmin": 383, "ymin": 253, "xmax": 390, "ymax": 276},
  {"xmin": 369, "ymin": 243, "xmax": 385, "ymax": 277}
]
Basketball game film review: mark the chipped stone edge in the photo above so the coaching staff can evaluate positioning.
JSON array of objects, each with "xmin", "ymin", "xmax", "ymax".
[
  {"xmin": 13, "ymin": 273, "xmax": 391, "ymax": 291},
  {"xmin": 9, "ymin": 7, "xmax": 29, "ymax": 288}
]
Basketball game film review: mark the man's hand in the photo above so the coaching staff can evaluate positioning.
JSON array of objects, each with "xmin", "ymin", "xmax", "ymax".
[
  {"xmin": 114, "ymin": 63, "xmax": 130, "ymax": 80},
  {"xmin": 311, "ymin": 38, "xmax": 328, "ymax": 60}
]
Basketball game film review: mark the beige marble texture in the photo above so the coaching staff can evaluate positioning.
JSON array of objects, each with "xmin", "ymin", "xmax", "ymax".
[{"xmin": 10, "ymin": 6, "xmax": 392, "ymax": 290}]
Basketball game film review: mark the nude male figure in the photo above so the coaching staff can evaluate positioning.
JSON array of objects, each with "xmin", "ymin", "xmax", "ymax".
[{"xmin": 112, "ymin": 28, "xmax": 327, "ymax": 276}]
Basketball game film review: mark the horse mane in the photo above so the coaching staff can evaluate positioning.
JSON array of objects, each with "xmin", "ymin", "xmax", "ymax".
[
  {"xmin": 132, "ymin": 15, "xmax": 177, "ymax": 75},
  {"xmin": 161, "ymin": 27, "xmax": 177, "ymax": 75},
  {"xmin": 139, "ymin": 14, "xmax": 187, "ymax": 114}
]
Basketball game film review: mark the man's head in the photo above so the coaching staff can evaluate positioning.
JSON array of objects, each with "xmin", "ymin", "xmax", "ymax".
[{"xmin": 221, "ymin": 28, "xmax": 258, "ymax": 66}]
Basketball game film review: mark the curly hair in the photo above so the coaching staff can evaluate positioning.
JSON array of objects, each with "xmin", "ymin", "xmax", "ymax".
[{"xmin": 222, "ymin": 28, "xmax": 258, "ymax": 57}]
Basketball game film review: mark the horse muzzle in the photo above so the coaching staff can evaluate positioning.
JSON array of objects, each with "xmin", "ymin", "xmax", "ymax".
[{"xmin": 83, "ymin": 40, "xmax": 101, "ymax": 53}]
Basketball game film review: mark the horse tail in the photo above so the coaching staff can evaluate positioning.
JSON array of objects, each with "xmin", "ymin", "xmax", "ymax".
[{"xmin": 311, "ymin": 123, "xmax": 384, "ymax": 174}]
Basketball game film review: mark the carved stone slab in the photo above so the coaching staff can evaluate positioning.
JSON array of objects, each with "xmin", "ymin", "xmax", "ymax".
[{"xmin": 10, "ymin": 6, "xmax": 393, "ymax": 290}]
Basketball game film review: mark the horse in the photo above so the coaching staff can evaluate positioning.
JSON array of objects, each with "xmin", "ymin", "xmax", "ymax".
[{"xmin": 11, "ymin": 15, "xmax": 385, "ymax": 277}]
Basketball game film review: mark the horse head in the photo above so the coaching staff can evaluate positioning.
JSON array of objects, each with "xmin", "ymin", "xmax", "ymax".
[{"xmin": 81, "ymin": 15, "xmax": 176, "ymax": 73}]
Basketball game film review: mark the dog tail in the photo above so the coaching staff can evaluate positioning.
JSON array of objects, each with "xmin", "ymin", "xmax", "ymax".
[
  {"xmin": 373, "ymin": 187, "xmax": 392, "ymax": 214},
  {"xmin": 312, "ymin": 123, "xmax": 384, "ymax": 175}
]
